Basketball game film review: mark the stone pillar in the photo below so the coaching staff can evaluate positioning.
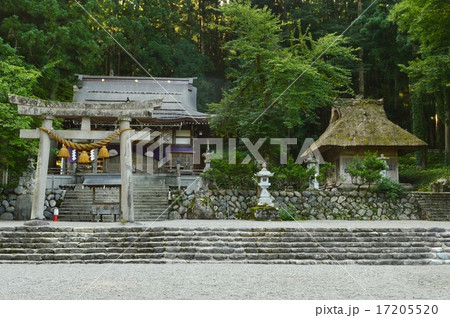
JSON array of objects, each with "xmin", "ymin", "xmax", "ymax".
[
  {"xmin": 120, "ymin": 117, "xmax": 134, "ymax": 222},
  {"xmin": 31, "ymin": 114, "xmax": 54, "ymax": 220}
]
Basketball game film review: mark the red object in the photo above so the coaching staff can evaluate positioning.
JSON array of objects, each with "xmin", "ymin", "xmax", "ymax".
[{"xmin": 53, "ymin": 208, "xmax": 59, "ymax": 222}]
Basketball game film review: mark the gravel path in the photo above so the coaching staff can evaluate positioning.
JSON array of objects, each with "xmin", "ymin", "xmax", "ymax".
[{"xmin": 0, "ymin": 264, "xmax": 449, "ymax": 300}]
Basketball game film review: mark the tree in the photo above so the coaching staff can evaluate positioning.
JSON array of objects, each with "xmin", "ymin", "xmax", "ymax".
[
  {"xmin": 0, "ymin": 0, "xmax": 219, "ymax": 105},
  {"xmin": 0, "ymin": 0, "xmax": 106, "ymax": 100},
  {"xmin": 346, "ymin": 152, "xmax": 388, "ymax": 191},
  {"xmin": 0, "ymin": 38, "xmax": 40, "ymax": 181},
  {"xmin": 209, "ymin": 2, "xmax": 357, "ymax": 151},
  {"xmin": 390, "ymin": 0, "xmax": 450, "ymax": 165}
]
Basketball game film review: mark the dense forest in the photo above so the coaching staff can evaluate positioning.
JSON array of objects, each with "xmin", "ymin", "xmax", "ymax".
[{"xmin": 0, "ymin": 0, "xmax": 449, "ymax": 179}]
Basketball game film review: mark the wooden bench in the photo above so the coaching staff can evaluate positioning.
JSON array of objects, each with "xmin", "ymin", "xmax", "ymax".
[{"xmin": 91, "ymin": 204, "xmax": 120, "ymax": 222}]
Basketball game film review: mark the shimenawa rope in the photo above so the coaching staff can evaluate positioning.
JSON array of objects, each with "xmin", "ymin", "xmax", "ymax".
[{"xmin": 39, "ymin": 127, "xmax": 131, "ymax": 151}]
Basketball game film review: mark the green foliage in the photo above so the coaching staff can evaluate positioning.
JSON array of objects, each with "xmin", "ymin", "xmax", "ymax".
[
  {"xmin": 346, "ymin": 151, "xmax": 388, "ymax": 191},
  {"xmin": 0, "ymin": 0, "xmax": 447, "ymax": 181},
  {"xmin": 271, "ymin": 157, "xmax": 315, "ymax": 191},
  {"xmin": 400, "ymin": 166, "xmax": 450, "ymax": 191},
  {"xmin": 374, "ymin": 177, "xmax": 405, "ymax": 199},
  {"xmin": 278, "ymin": 204, "xmax": 299, "ymax": 221},
  {"xmin": 0, "ymin": 38, "xmax": 40, "ymax": 179},
  {"xmin": 389, "ymin": 0, "xmax": 449, "ymax": 56},
  {"xmin": 390, "ymin": 0, "xmax": 450, "ymax": 163},
  {"xmin": 0, "ymin": 0, "xmax": 217, "ymax": 102},
  {"xmin": 317, "ymin": 162, "xmax": 335, "ymax": 185},
  {"xmin": 209, "ymin": 2, "xmax": 357, "ymax": 140},
  {"xmin": 200, "ymin": 152, "xmax": 259, "ymax": 190},
  {"xmin": 399, "ymin": 152, "xmax": 450, "ymax": 190}
]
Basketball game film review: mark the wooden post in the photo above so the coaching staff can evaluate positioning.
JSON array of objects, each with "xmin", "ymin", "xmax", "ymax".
[{"xmin": 120, "ymin": 117, "xmax": 134, "ymax": 222}]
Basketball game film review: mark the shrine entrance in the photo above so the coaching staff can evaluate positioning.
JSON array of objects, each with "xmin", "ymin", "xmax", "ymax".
[{"xmin": 8, "ymin": 94, "xmax": 162, "ymax": 222}]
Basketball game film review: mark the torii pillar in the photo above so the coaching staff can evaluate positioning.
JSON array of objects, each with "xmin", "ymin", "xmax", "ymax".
[
  {"xmin": 9, "ymin": 94, "xmax": 163, "ymax": 223},
  {"xmin": 120, "ymin": 116, "xmax": 134, "ymax": 222},
  {"xmin": 31, "ymin": 114, "xmax": 54, "ymax": 220}
]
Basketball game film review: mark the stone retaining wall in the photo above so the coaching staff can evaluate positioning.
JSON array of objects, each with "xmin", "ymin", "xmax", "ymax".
[
  {"xmin": 169, "ymin": 188, "xmax": 422, "ymax": 221},
  {"xmin": 0, "ymin": 188, "xmax": 65, "ymax": 221},
  {"xmin": 1, "ymin": 185, "xmax": 423, "ymax": 221}
]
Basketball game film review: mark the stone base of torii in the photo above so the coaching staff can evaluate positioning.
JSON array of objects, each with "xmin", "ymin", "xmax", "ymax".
[{"xmin": 9, "ymin": 94, "xmax": 163, "ymax": 222}]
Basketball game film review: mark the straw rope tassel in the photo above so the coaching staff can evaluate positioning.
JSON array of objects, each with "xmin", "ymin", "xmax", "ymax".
[{"xmin": 39, "ymin": 127, "xmax": 132, "ymax": 152}]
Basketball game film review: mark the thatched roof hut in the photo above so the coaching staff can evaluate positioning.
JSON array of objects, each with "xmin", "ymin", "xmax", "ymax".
[
  {"xmin": 309, "ymin": 99, "xmax": 427, "ymax": 184},
  {"xmin": 313, "ymin": 99, "xmax": 427, "ymax": 156}
]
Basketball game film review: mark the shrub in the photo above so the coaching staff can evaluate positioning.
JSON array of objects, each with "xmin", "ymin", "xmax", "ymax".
[
  {"xmin": 200, "ymin": 152, "xmax": 258, "ymax": 190},
  {"xmin": 317, "ymin": 161, "xmax": 345, "ymax": 189},
  {"xmin": 271, "ymin": 157, "xmax": 315, "ymax": 191},
  {"xmin": 374, "ymin": 177, "xmax": 405, "ymax": 199},
  {"xmin": 346, "ymin": 151, "xmax": 387, "ymax": 191},
  {"xmin": 278, "ymin": 204, "xmax": 299, "ymax": 221}
]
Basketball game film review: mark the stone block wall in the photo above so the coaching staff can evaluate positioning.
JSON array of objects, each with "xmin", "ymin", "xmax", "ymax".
[
  {"xmin": 168, "ymin": 188, "xmax": 421, "ymax": 220},
  {"xmin": 0, "ymin": 187, "xmax": 66, "ymax": 221}
]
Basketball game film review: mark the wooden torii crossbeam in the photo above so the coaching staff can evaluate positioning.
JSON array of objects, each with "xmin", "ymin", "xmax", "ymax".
[{"xmin": 8, "ymin": 94, "xmax": 162, "ymax": 222}]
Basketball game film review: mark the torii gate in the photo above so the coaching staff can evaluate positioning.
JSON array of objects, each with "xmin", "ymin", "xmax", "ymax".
[{"xmin": 8, "ymin": 94, "xmax": 162, "ymax": 222}]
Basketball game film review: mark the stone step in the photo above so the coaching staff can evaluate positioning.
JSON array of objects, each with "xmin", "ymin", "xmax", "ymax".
[
  {"xmin": 0, "ymin": 226, "xmax": 448, "ymax": 264},
  {"xmin": 0, "ymin": 234, "xmax": 447, "ymax": 244},
  {"xmin": 59, "ymin": 182, "xmax": 170, "ymax": 221},
  {"xmin": 133, "ymin": 205, "xmax": 168, "ymax": 208},
  {"xmin": 1, "ymin": 227, "xmax": 446, "ymax": 235},
  {"xmin": 0, "ymin": 246, "xmax": 437, "ymax": 255},
  {"xmin": 0, "ymin": 258, "xmax": 441, "ymax": 265},
  {"xmin": 0, "ymin": 254, "xmax": 445, "ymax": 265},
  {"xmin": 2, "ymin": 241, "xmax": 443, "ymax": 250},
  {"xmin": 135, "ymin": 215, "xmax": 168, "ymax": 221},
  {"xmin": 413, "ymin": 192, "xmax": 450, "ymax": 221}
]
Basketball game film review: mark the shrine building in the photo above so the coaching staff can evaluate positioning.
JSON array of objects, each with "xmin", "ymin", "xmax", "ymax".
[{"xmin": 8, "ymin": 75, "xmax": 211, "ymax": 222}]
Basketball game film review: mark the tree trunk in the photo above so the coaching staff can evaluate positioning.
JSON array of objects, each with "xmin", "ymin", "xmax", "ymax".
[
  {"xmin": 357, "ymin": 0, "xmax": 364, "ymax": 97},
  {"xmin": 445, "ymin": 109, "xmax": 450, "ymax": 166},
  {"xmin": 411, "ymin": 91, "xmax": 428, "ymax": 168},
  {"xmin": 199, "ymin": 0, "xmax": 205, "ymax": 55}
]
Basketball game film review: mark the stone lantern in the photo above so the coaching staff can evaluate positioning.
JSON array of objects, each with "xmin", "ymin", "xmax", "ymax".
[
  {"xmin": 305, "ymin": 156, "xmax": 320, "ymax": 190},
  {"xmin": 255, "ymin": 163, "xmax": 275, "ymax": 207},
  {"xmin": 203, "ymin": 150, "xmax": 214, "ymax": 172},
  {"xmin": 197, "ymin": 150, "xmax": 214, "ymax": 192},
  {"xmin": 377, "ymin": 153, "xmax": 388, "ymax": 178}
]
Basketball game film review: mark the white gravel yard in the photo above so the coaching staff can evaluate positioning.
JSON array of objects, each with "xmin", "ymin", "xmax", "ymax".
[{"xmin": 0, "ymin": 264, "xmax": 449, "ymax": 300}]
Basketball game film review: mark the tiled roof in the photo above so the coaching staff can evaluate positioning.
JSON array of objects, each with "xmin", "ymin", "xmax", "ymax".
[{"xmin": 73, "ymin": 75, "xmax": 209, "ymax": 121}]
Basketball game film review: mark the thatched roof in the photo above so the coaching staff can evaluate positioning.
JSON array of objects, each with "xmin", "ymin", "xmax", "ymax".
[{"xmin": 310, "ymin": 99, "xmax": 427, "ymax": 156}]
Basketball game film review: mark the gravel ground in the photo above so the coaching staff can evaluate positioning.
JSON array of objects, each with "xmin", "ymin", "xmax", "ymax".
[
  {"xmin": 0, "ymin": 264, "xmax": 449, "ymax": 300},
  {"xmin": 1, "ymin": 220, "xmax": 449, "ymax": 300}
]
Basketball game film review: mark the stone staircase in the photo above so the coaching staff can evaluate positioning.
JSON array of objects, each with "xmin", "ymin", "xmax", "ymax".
[
  {"xmin": 133, "ymin": 174, "xmax": 169, "ymax": 221},
  {"xmin": 0, "ymin": 226, "xmax": 448, "ymax": 264},
  {"xmin": 414, "ymin": 192, "xmax": 450, "ymax": 221},
  {"xmin": 59, "ymin": 186, "xmax": 119, "ymax": 222},
  {"xmin": 58, "ymin": 174, "xmax": 170, "ymax": 222},
  {"xmin": 133, "ymin": 185, "xmax": 170, "ymax": 221}
]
